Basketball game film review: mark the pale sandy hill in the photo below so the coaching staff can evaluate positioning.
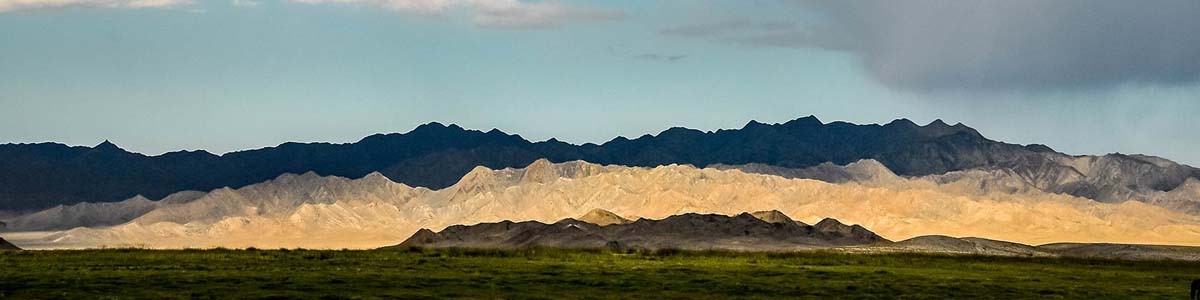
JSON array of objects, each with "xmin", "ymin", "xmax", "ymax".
[
  {"xmin": 7, "ymin": 160, "xmax": 1200, "ymax": 249},
  {"xmin": 578, "ymin": 209, "xmax": 630, "ymax": 226}
]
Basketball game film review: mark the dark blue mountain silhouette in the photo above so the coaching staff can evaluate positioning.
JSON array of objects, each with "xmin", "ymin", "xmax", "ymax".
[{"xmin": 0, "ymin": 116, "xmax": 1193, "ymax": 211}]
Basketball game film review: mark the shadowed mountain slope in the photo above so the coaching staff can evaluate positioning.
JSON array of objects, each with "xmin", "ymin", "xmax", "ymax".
[
  {"xmin": 395, "ymin": 211, "xmax": 887, "ymax": 250},
  {"xmin": 0, "ymin": 236, "xmax": 18, "ymax": 250},
  {"xmin": 1, "ymin": 116, "xmax": 1196, "ymax": 212}
]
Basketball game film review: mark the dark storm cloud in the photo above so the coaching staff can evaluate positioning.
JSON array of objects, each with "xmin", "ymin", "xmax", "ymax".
[{"xmin": 670, "ymin": 0, "xmax": 1200, "ymax": 92}]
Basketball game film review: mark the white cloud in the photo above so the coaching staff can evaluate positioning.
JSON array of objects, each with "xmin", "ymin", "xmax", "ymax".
[
  {"xmin": 0, "ymin": 0, "xmax": 191, "ymax": 12},
  {"xmin": 288, "ymin": 0, "xmax": 622, "ymax": 28},
  {"xmin": 0, "ymin": 0, "xmax": 622, "ymax": 29},
  {"xmin": 466, "ymin": 0, "xmax": 621, "ymax": 29},
  {"xmin": 287, "ymin": 0, "xmax": 453, "ymax": 15}
]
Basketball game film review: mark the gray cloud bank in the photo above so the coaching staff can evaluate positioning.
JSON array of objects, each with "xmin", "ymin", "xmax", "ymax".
[{"xmin": 666, "ymin": 1, "xmax": 1200, "ymax": 92}]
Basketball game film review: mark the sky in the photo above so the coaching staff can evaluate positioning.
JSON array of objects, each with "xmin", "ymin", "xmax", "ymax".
[{"xmin": 1, "ymin": 0, "xmax": 1199, "ymax": 165}]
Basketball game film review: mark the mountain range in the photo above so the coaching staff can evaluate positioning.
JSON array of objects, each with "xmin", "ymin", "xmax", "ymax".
[
  {"xmin": 4, "ymin": 159, "xmax": 1199, "ymax": 249},
  {"xmin": 3, "ymin": 116, "xmax": 1196, "ymax": 212}
]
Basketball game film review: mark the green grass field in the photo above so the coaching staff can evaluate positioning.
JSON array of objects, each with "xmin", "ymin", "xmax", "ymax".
[{"xmin": 1, "ymin": 248, "xmax": 1196, "ymax": 299}]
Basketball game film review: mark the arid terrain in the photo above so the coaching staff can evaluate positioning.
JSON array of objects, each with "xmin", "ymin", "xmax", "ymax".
[{"xmin": 5, "ymin": 159, "xmax": 1200, "ymax": 250}]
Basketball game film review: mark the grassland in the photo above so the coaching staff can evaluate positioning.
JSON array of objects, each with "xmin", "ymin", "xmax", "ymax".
[{"xmin": 0, "ymin": 248, "xmax": 1197, "ymax": 299}]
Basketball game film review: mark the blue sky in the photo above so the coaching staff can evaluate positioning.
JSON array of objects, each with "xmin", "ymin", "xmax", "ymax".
[{"xmin": 1, "ymin": 0, "xmax": 1199, "ymax": 165}]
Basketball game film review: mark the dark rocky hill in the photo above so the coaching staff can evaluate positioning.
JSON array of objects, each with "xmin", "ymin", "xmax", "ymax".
[
  {"xmin": 1, "ymin": 116, "xmax": 1195, "ymax": 211},
  {"xmin": 0, "ymin": 236, "xmax": 19, "ymax": 250},
  {"xmin": 394, "ymin": 210, "xmax": 888, "ymax": 250}
]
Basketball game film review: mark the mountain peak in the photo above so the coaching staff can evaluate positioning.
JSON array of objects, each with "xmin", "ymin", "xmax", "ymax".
[
  {"xmin": 743, "ymin": 120, "xmax": 770, "ymax": 129},
  {"xmin": 1025, "ymin": 144, "xmax": 1055, "ymax": 152},
  {"xmin": 455, "ymin": 166, "xmax": 496, "ymax": 189},
  {"xmin": 783, "ymin": 115, "xmax": 823, "ymax": 128},
  {"xmin": 409, "ymin": 122, "xmax": 457, "ymax": 134},
  {"xmin": 93, "ymin": 140, "xmax": 124, "ymax": 152},
  {"xmin": 464, "ymin": 165, "xmax": 493, "ymax": 177},
  {"xmin": 520, "ymin": 159, "xmax": 558, "ymax": 184},
  {"xmin": 273, "ymin": 171, "xmax": 323, "ymax": 183},
  {"xmin": 578, "ymin": 208, "xmax": 630, "ymax": 226},
  {"xmin": 883, "ymin": 118, "xmax": 983, "ymax": 139},
  {"xmin": 750, "ymin": 210, "xmax": 795, "ymax": 224},
  {"xmin": 359, "ymin": 172, "xmax": 392, "ymax": 184},
  {"xmin": 659, "ymin": 126, "xmax": 703, "ymax": 137},
  {"xmin": 844, "ymin": 159, "xmax": 899, "ymax": 180},
  {"xmin": 885, "ymin": 118, "xmax": 919, "ymax": 127},
  {"xmin": 814, "ymin": 218, "xmax": 848, "ymax": 229},
  {"xmin": 418, "ymin": 121, "xmax": 446, "ymax": 128}
]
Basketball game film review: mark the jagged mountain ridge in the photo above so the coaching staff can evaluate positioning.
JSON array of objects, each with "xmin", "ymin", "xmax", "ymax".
[
  {"xmin": 4, "ymin": 116, "xmax": 1195, "ymax": 211},
  {"xmin": 1, "ymin": 191, "xmax": 205, "ymax": 232},
  {"xmin": 5, "ymin": 159, "xmax": 1200, "ymax": 249},
  {"xmin": 716, "ymin": 158, "xmax": 1200, "ymax": 214},
  {"xmin": 395, "ymin": 210, "xmax": 887, "ymax": 250}
]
